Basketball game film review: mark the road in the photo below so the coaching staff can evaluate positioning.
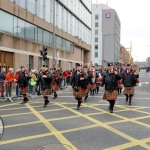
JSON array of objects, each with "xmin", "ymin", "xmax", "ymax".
[{"xmin": 0, "ymin": 70, "xmax": 150, "ymax": 150}]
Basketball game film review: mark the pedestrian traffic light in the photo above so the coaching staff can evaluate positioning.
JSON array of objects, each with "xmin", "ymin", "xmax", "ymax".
[{"xmin": 41, "ymin": 47, "xmax": 47, "ymax": 61}]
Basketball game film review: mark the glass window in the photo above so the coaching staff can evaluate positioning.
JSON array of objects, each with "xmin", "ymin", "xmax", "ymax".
[
  {"xmin": 29, "ymin": 55, "xmax": 33, "ymax": 69},
  {"xmin": 62, "ymin": 39, "xmax": 66, "ymax": 51},
  {"xmin": 95, "ymin": 14, "xmax": 99, "ymax": 20},
  {"xmin": 95, "ymin": 45, "xmax": 98, "ymax": 49},
  {"xmin": 45, "ymin": 0, "xmax": 50, "ymax": 23},
  {"xmin": 36, "ymin": 0, "xmax": 44, "ymax": 19},
  {"xmin": 56, "ymin": 36, "xmax": 62, "ymax": 50},
  {"xmin": 27, "ymin": 0, "xmax": 35, "ymax": 14},
  {"xmin": 14, "ymin": 16, "xmax": 18, "ymax": 35},
  {"xmin": 45, "ymin": 58, "xmax": 49, "ymax": 68},
  {"xmin": 25, "ymin": 22, "xmax": 35, "ymax": 40},
  {"xmin": 0, "ymin": 11, "xmax": 13, "ymax": 34},
  {"xmin": 95, "ymin": 22, "xmax": 98, "ymax": 27},
  {"xmin": 18, "ymin": 0, "xmax": 26, "ymax": 9},
  {"xmin": 95, "ymin": 29, "xmax": 98, "ymax": 35},
  {"xmin": 95, "ymin": 52, "xmax": 98, "ymax": 58},
  {"xmin": 38, "ymin": 57, "xmax": 42, "ymax": 70},
  {"xmin": 43, "ymin": 30, "xmax": 50, "ymax": 45},
  {"xmin": 37, "ymin": 28, "xmax": 43, "ymax": 43},
  {"xmin": 49, "ymin": 33, "xmax": 53, "ymax": 47},
  {"xmin": 95, "ymin": 37, "xmax": 98, "ymax": 42},
  {"xmin": 18, "ymin": 18, "xmax": 25, "ymax": 38}
]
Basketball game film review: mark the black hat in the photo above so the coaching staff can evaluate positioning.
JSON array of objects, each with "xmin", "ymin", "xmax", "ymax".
[
  {"xmin": 127, "ymin": 64, "xmax": 131, "ymax": 66},
  {"xmin": 43, "ymin": 65, "xmax": 48, "ymax": 68},
  {"xmin": 76, "ymin": 63, "xmax": 82, "ymax": 66},
  {"xmin": 108, "ymin": 63, "xmax": 113, "ymax": 66},
  {"xmin": 20, "ymin": 66, "xmax": 25, "ymax": 69}
]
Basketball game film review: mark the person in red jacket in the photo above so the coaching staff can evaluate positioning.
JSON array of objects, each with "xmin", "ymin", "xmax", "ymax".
[{"xmin": 63, "ymin": 70, "xmax": 71, "ymax": 88}]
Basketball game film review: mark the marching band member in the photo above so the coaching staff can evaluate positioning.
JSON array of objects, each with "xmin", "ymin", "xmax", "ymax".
[
  {"xmin": 71, "ymin": 63, "xmax": 86, "ymax": 110},
  {"xmin": 122, "ymin": 64, "xmax": 139, "ymax": 105},
  {"xmin": 37, "ymin": 65, "xmax": 53, "ymax": 107},
  {"xmin": 101, "ymin": 63, "xmax": 121, "ymax": 113},
  {"xmin": 18, "ymin": 66, "xmax": 31, "ymax": 104}
]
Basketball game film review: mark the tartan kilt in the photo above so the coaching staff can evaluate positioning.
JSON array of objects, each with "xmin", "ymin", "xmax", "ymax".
[
  {"xmin": 103, "ymin": 90, "xmax": 117, "ymax": 100},
  {"xmin": 85, "ymin": 83, "xmax": 91, "ymax": 94},
  {"xmin": 52, "ymin": 84, "xmax": 59, "ymax": 91},
  {"xmin": 96, "ymin": 82, "xmax": 101, "ymax": 87},
  {"xmin": 123, "ymin": 86, "xmax": 134, "ymax": 95},
  {"xmin": 42, "ymin": 89, "xmax": 52, "ymax": 96},
  {"xmin": 20, "ymin": 87, "xmax": 29, "ymax": 94},
  {"xmin": 73, "ymin": 87, "xmax": 85, "ymax": 98},
  {"xmin": 90, "ymin": 83, "xmax": 96, "ymax": 89}
]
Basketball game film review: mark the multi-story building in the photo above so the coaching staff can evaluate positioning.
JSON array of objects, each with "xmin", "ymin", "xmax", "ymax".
[
  {"xmin": 120, "ymin": 45, "xmax": 126, "ymax": 65},
  {"xmin": 0, "ymin": 0, "xmax": 92, "ymax": 71},
  {"xmin": 92, "ymin": 4, "xmax": 121, "ymax": 67}
]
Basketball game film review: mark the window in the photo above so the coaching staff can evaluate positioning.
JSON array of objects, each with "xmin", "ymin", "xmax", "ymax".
[
  {"xmin": 36, "ymin": 0, "xmax": 44, "ymax": 19},
  {"xmin": 27, "ymin": 0, "xmax": 35, "ymax": 14},
  {"xmin": 68, "ymin": 62, "xmax": 72, "ymax": 70},
  {"xmin": 95, "ymin": 37, "xmax": 98, "ymax": 42},
  {"xmin": 29, "ymin": 55, "xmax": 33, "ymax": 69},
  {"xmin": 0, "ymin": 11, "xmax": 13, "ymax": 34},
  {"xmin": 25, "ymin": 22, "xmax": 35, "ymax": 40},
  {"xmin": 43, "ymin": 30, "xmax": 50, "ymax": 45},
  {"xmin": 45, "ymin": 0, "xmax": 50, "ymax": 22},
  {"xmin": 18, "ymin": 18, "xmax": 25, "ymax": 38},
  {"xmin": 37, "ymin": 28, "xmax": 43, "ymax": 43},
  {"xmin": 95, "ymin": 22, "xmax": 98, "ymax": 27},
  {"xmin": 38, "ymin": 57, "xmax": 42, "ymax": 70},
  {"xmin": 95, "ymin": 14, "xmax": 99, "ymax": 20},
  {"xmin": 95, "ymin": 52, "xmax": 98, "ymax": 58},
  {"xmin": 45, "ymin": 58, "xmax": 49, "ymax": 68},
  {"xmin": 18, "ymin": 0, "xmax": 26, "ymax": 9},
  {"xmin": 95, "ymin": 29, "xmax": 98, "ymax": 35},
  {"xmin": 95, "ymin": 45, "xmax": 98, "ymax": 50}
]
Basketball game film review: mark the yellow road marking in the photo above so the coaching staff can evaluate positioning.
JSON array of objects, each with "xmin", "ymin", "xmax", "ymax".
[
  {"xmin": 104, "ymin": 137, "xmax": 150, "ymax": 150},
  {"xmin": 0, "ymin": 102, "xmax": 20, "ymax": 108},
  {"xmin": 0, "ymin": 133, "xmax": 52, "ymax": 145},
  {"xmin": 84, "ymin": 104, "xmax": 150, "ymax": 128},
  {"xmin": 57, "ymin": 103, "xmax": 150, "ymax": 150},
  {"xmin": 25, "ymin": 103, "xmax": 77, "ymax": 150},
  {"xmin": 5, "ymin": 115, "xmax": 80, "ymax": 128}
]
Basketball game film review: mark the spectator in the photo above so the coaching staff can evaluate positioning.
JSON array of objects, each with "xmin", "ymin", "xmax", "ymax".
[{"xmin": 0, "ymin": 68, "xmax": 6, "ymax": 97}]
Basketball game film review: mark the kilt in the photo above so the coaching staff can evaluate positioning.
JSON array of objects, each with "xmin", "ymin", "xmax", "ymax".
[
  {"xmin": 90, "ymin": 83, "xmax": 96, "ymax": 89},
  {"xmin": 96, "ymin": 82, "xmax": 101, "ymax": 87},
  {"xmin": 20, "ymin": 87, "xmax": 29, "ymax": 94},
  {"xmin": 123, "ymin": 86, "xmax": 134, "ymax": 95},
  {"xmin": 103, "ymin": 90, "xmax": 117, "ymax": 100},
  {"xmin": 73, "ymin": 87, "xmax": 85, "ymax": 98},
  {"xmin": 85, "ymin": 83, "xmax": 91, "ymax": 94},
  {"xmin": 42, "ymin": 89, "xmax": 52, "ymax": 96}
]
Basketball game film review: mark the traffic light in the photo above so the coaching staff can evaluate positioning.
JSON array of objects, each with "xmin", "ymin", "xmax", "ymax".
[{"xmin": 40, "ymin": 47, "xmax": 47, "ymax": 61}]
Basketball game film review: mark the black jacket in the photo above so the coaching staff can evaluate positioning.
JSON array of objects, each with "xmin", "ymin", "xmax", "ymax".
[
  {"xmin": 71, "ymin": 70, "xmax": 87, "ymax": 89},
  {"xmin": 122, "ymin": 70, "xmax": 137, "ymax": 87},
  {"xmin": 101, "ymin": 71, "xmax": 121, "ymax": 91},
  {"xmin": 18, "ymin": 71, "xmax": 31, "ymax": 87},
  {"xmin": 37, "ymin": 70, "xmax": 53, "ymax": 90}
]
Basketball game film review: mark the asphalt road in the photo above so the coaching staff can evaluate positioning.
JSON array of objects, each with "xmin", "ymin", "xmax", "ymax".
[{"xmin": 0, "ymin": 70, "xmax": 150, "ymax": 150}]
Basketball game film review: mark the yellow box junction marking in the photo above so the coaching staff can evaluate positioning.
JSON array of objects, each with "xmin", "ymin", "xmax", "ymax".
[{"xmin": 25, "ymin": 103, "xmax": 77, "ymax": 150}]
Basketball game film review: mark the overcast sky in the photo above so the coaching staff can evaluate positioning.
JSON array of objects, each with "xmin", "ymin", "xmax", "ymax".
[{"xmin": 92, "ymin": 0, "xmax": 150, "ymax": 62}]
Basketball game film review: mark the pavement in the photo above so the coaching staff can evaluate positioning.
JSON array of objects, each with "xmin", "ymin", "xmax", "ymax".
[{"xmin": 0, "ymin": 70, "xmax": 150, "ymax": 150}]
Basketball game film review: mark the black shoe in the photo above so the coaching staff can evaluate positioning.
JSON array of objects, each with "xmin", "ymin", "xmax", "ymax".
[
  {"xmin": 126, "ymin": 97, "xmax": 128, "ymax": 102},
  {"xmin": 110, "ymin": 109, "xmax": 113, "ymax": 113},
  {"xmin": 21, "ymin": 101, "xmax": 26, "ymax": 104},
  {"xmin": 43, "ymin": 100, "xmax": 49, "ymax": 107},
  {"xmin": 108, "ymin": 106, "xmax": 111, "ymax": 110},
  {"xmin": 77, "ymin": 105, "xmax": 80, "ymax": 110}
]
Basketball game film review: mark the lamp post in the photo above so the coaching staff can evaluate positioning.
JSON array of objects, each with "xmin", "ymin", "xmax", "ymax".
[{"xmin": 52, "ymin": 0, "xmax": 56, "ymax": 68}]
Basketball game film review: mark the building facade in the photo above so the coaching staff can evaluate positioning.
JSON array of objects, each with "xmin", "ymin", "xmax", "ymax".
[
  {"xmin": 92, "ymin": 4, "xmax": 121, "ymax": 67},
  {"xmin": 0, "ymin": 0, "xmax": 92, "ymax": 71}
]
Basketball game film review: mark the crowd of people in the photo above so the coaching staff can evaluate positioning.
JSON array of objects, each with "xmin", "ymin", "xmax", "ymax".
[{"xmin": 0, "ymin": 62, "xmax": 139, "ymax": 112}]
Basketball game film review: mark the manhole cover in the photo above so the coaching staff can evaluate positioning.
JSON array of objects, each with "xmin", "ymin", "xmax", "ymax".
[
  {"xmin": 36, "ymin": 144, "xmax": 73, "ymax": 150},
  {"xmin": 0, "ymin": 117, "xmax": 4, "ymax": 139}
]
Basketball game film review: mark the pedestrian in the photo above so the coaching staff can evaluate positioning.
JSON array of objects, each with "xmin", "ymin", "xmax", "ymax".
[
  {"xmin": 5, "ymin": 68, "xmax": 15, "ymax": 102},
  {"xmin": 15, "ymin": 69, "xmax": 21, "ymax": 98},
  {"xmin": 71, "ymin": 63, "xmax": 86, "ymax": 110},
  {"xmin": 0, "ymin": 68, "xmax": 6, "ymax": 97},
  {"xmin": 37, "ymin": 65, "xmax": 53, "ymax": 107},
  {"xmin": 101, "ymin": 63, "xmax": 121, "ymax": 113},
  {"xmin": 18, "ymin": 66, "xmax": 31, "ymax": 104}
]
